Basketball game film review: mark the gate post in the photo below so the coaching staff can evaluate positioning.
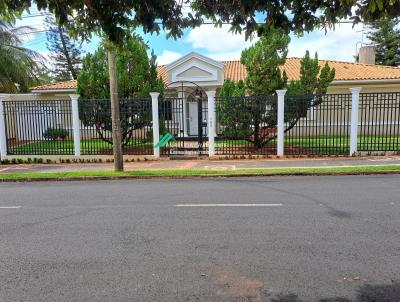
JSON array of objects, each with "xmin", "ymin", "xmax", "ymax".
[
  {"xmin": 150, "ymin": 92, "xmax": 160, "ymax": 159},
  {"xmin": 350, "ymin": 87, "xmax": 362, "ymax": 156},
  {"xmin": 0, "ymin": 94, "xmax": 8, "ymax": 158},
  {"xmin": 69, "ymin": 94, "xmax": 81, "ymax": 157},
  {"xmin": 276, "ymin": 89, "xmax": 287, "ymax": 156},
  {"xmin": 206, "ymin": 90, "xmax": 216, "ymax": 157}
]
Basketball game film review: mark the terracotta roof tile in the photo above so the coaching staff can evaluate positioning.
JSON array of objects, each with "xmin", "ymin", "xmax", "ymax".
[
  {"xmin": 31, "ymin": 80, "xmax": 77, "ymax": 91},
  {"xmin": 31, "ymin": 59, "xmax": 400, "ymax": 91}
]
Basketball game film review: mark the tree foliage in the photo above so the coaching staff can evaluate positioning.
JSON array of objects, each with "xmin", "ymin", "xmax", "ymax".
[
  {"xmin": 366, "ymin": 17, "xmax": 400, "ymax": 66},
  {"xmin": 218, "ymin": 37, "xmax": 335, "ymax": 148},
  {"xmin": 77, "ymin": 36, "xmax": 163, "ymax": 99},
  {"xmin": 240, "ymin": 28, "xmax": 289, "ymax": 95},
  {"xmin": 0, "ymin": 21, "xmax": 42, "ymax": 93},
  {"xmin": 3, "ymin": 1, "xmax": 400, "ymax": 45},
  {"xmin": 45, "ymin": 15, "xmax": 82, "ymax": 81},
  {"xmin": 77, "ymin": 36, "xmax": 164, "ymax": 145}
]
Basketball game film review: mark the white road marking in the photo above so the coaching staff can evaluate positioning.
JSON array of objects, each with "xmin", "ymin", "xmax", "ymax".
[
  {"xmin": 0, "ymin": 206, "xmax": 21, "ymax": 209},
  {"xmin": 175, "ymin": 203, "xmax": 283, "ymax": 207}
]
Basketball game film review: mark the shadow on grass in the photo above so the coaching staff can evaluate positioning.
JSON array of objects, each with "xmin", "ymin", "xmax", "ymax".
[{"xmin": 268, "ymin": 282, "xmax": 400, "ymax": 302}]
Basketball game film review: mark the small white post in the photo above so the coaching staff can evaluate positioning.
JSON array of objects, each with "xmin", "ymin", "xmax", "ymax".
[
  {"xmin": 69, "ymin": 94, "xmax": 81, "ymax": 157},
  {"xmin": 350, "ymin": 87, "xmax": 362, "ymax": 156},
  {"xmin": 206, "ymin": 90, "xmax": 216, "ymax": 157},
  {"xmin": 0, "ymin": 94, "xmax": 8, "ymax": 158},
  {"xmin": 276, "ymin": 89, "xmax": 287, "ymax": 156},
  {"xmin": 150, "ymin": 92, "xmax": 160, "ymax": 159}
]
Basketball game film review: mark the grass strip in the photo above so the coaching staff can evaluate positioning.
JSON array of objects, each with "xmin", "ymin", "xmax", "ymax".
[{"xmin": 1, "ymin": 165, "xmax": 400, "ymax": 181}]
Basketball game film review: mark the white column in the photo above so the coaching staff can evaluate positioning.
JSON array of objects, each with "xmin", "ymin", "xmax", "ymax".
[
  {"xmin": 178, "ymin": 90, "xmax": 188, "ymax": 137},
  {"xmin": 69, "ymin": 94, "xmax": 81, "ymax": 157},
  {"xmin": 349, "ymin": 87, "xmax": 362, "ymax": 156},
  {"xmin": 150, "ymin": 92, "xmax": 160, "ymax": 159},
  {"xmin": 276, "ymin": 89, "xmax": 287, "ymax": 156},
  {"xmin": 206, "ymin": 90, "xmax": 216, "ymax": 157},
  {"xmin": 0, "ymin": 94, "xmax": 8, "ymax": 158}
]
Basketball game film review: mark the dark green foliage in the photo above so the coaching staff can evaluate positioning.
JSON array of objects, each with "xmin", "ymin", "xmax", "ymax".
[
  {"xmin": 366, "ymin": 18, "xmax": 400, "ymax": 66},
  {"xmin": 43, "ymin": 128, "xmax": 69, "ymax": 140},
  {"xmin": 78, "ymin": 98, "xmax": 152, "ymax": 146},
  {"xmin": 218, "ymin": 42, "xmax": 335, "ymax": 149},
  {"xmin": 77, "ymin": 36, "xmax": 163, "ymax": 146},
  {"xmin": 77, "ymin": 36, "xmax": 163, "ymax": 99},
  {"xmin": 240, "ymin": 28, "xmax": 289, "ymax": 96},
  {"xmin": 3, "ymin": 0, "xmax": 399, "ymax": 47},
  {"xmin": 45, "ymin": 15, "xmax": 82, "ymax": 81},
  {"xmin": 0, "ymin": 21, "xmax": 42, "ymax": 93},
  {"xmin": 219, "ymin": 79, "xmax": 245, "ymax": 97}
]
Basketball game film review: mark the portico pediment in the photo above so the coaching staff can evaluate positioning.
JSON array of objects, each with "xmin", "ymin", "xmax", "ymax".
[{"xmin": 166, "ymin": 52, "xmax": 224, "ymax": 85}]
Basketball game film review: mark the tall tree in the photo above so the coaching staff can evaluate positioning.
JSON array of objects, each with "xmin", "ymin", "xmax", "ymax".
[
  {"xmin": 45, "ymin": 15, "xmax": 82, "ymax": 81},
  {"xmin": 366, "ymin": 18, "xmax": 400, "ymax": 66},
  {"xmin": 3, "ymin": 0, "xmax": 399, "ymax": 168},
  {"xmin": 0, "ymin": 21, "xmax": 41, "ymax": 93},
  {"xmin": 218, "ymin": 42, "xmax": 335, "ymax": 149},
  {"xmin": 77, "ymin": 37, "xmax": 163, "ymax": 99},
  {"xmin": 77, "ymin": 36, "xmax": 164, "ymax": 146},
  {"xmin": 241, "ymin": 28, "xmax": 289, "ymax": 95}
]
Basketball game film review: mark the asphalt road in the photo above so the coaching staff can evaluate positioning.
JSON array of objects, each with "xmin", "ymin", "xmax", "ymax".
[{"xmin": 0, "ymin": 175, "xmax": 399, "ymax": 302}]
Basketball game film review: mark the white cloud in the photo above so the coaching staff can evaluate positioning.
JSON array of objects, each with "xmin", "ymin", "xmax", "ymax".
[
  {"xmin": 186, "ymin": 24, "xmax": 256, "ymax": 54},
  {"xmin": 289, "ymin": 23, "xmax": 365, "ymax": 61},
  {"xmin": 156, "ymin": 50, "xmax": 182, "ymax": 65},
  {"xmin": 186, "ymin": 22, "xmax": 366, "ymax": 62}
]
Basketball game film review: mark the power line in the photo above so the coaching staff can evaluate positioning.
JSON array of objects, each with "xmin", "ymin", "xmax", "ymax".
[{"xmin": 14, "ymin": 20, "xmax": 356, "ymax": 36}]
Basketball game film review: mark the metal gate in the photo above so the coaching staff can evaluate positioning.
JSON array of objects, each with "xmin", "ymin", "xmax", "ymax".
[{"xmin": 160, "ymin": 81, "xmax": 208, "ymax": 156}]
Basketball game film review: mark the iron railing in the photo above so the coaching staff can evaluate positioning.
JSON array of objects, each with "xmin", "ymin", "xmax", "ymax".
[
  {"xmin": 4, "ymin": 100, "xmax": 74, "ymax": 155},
  {"xmin": 358, "ymin": 92, "xmax": 400, "ymax": 152},
  {"xmin": 160, "ymin": 97, "xmax": 208, "ymax": 155},
  {"xmin": 78, "ymin": 98, "xmax": 153, "ymax": 155},
  {"xmin": 215, "ymin": 95, "xmax": 277, "ymax": 155},
  {"xmin": 2, "ymin": 92, "xmax": 399, "ymax": 157},
  {"xmin": 285, "ymin": 94, "xmax": 352, "ymax": 155}
]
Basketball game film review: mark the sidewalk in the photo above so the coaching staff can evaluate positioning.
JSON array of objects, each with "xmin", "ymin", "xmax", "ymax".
[{"xmin": 1, "ymin": 156, "xmax": 400, "ymax": 174}]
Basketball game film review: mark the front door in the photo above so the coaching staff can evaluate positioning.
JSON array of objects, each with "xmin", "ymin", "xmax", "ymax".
[{"xmin": 188, "ymin": 102, "xmax": 198, "ymax": 136}]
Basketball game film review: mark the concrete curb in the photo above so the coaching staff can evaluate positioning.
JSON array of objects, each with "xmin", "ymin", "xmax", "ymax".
[{"xmin": 1, "ymin": 170, "xmax": 400, "ymax": 182}]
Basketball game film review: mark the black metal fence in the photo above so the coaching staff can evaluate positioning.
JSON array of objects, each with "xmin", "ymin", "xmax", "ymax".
[
  {"xmin": 3, "ymin": 98, "xmax": 153, "ymax": 156},
  {"xmin": 160, "ymin": 97, "xmax": 208, "ymax": 155},
  {"xmin": 4, "ymin": 100, "xmax": 74, "ymax": 155},
  {"xmin": 215, "ymin": 92, "xmax": 399, "ymax": 156},
  {"xmin": 285, "ymin": 94, "xmax": 352, "ymax": 155},
  {"xmin": 78, "ymin": 98, "xmax": 153, "ymax": 155},
  {"xmin": 215, "ymin": 95, "xmax": 277, "ymax": 155},
  {"xmin": 1, "ymin": 92, "xmax": 399, "ymax": 157},
  {"xmin": 358, "ymin": 92, "xmax": 400, "ymax": 152}
]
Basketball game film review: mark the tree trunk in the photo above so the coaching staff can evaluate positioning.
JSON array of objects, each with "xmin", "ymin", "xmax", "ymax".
[{"xmin": 108, "ymin": 48, "xmax": 124, "ymax": 171}]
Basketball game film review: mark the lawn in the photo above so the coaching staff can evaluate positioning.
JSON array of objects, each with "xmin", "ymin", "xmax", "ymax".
[
  {"xmin": 216, "ymin": 135, "xmax": 400, "ymax": 155},
  {"xmin": 9, "ymin": 139, "xmax": 153, "ymax": 155},
  {"xmin": 7, "ymin": 135, "xmax": 399, "ymax": 155},
  {"xmin": 1, "ymin": 165, "xmax": 400, "ymax": 181}
]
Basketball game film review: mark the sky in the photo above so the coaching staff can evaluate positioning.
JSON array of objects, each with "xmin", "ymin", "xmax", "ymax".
[{"xmin": 16, "ymin": 6, "xmax": 368, "ymax": 68}]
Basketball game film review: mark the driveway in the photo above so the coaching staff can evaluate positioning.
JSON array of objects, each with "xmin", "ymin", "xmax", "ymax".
[{"xmin": 0, "ymin": 175, "xmax": 399, "ymax": 301}]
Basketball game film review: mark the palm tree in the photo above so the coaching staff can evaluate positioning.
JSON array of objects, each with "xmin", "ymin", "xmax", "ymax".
[{"xmin": 0, "ymin": 21, "xmax": 43, "ymax": 93}]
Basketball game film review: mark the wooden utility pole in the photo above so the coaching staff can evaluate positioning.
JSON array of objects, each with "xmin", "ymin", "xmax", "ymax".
[{"xmin": 108, "ymin": 48, "xmax": 124, "ymax": 171}]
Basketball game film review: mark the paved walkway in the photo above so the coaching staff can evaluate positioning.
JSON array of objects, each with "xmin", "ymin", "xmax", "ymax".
[{"xmin": 1, "ymin": 156, "xmax": 400, "ymax": 174}]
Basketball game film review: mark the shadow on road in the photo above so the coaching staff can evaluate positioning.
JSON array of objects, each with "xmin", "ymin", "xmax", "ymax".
[{"xmin": 269, "ymin": 282, "xmax": 400, "ymax": 302}]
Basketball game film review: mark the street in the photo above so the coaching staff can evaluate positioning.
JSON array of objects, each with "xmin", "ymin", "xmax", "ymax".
[{"xmin": 0, "ymin": 175, "xmax": 399, "ymax": 301}]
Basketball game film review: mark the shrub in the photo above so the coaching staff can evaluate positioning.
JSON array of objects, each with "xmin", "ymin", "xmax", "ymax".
[{"xmin": 43, "ymin": 128, "xmax": 69, "ymax": 140}]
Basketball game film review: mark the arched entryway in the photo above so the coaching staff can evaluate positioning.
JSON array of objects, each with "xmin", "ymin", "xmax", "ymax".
[{"xmin": 161, "ymin": 81, "xmax": 209, "ymax": 156}]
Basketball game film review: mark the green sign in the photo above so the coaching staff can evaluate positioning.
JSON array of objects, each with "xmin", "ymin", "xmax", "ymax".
[{"xmin": 154, "ymin": 132, "xmax": 175, "ymax": 148}]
